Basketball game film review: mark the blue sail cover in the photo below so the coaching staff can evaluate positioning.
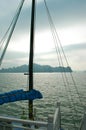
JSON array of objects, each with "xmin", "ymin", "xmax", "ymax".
[{"xmin": 0, "ymin": 89, "xmax": 43, "ymax": 105}]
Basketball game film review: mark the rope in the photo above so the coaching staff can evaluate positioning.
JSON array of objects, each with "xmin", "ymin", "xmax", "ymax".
[
  {"xmin": 44, "ymin": 0, "xmax": 85, "ymax": 116},
  {"xmin": 43, "ymin": 0, "xmax": 84, "ymax": 129},
  {"xmin": 0, "ymin": 0, "xmax": 25, "ymax": 66},
  {"xmin": 0, "ymin": 20, "xmax": 13, "ymax": 51}
]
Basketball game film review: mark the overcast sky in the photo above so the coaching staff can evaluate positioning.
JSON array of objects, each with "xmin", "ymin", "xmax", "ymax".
[{"xmin": 0, "ymin": 0, "xmax": 86, "ymax": 71}]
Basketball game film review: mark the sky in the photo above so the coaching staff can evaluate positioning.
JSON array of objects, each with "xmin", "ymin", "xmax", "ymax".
[{"xmin": 0, "ymin": 0, "xmax": 86, "ymax": 71}]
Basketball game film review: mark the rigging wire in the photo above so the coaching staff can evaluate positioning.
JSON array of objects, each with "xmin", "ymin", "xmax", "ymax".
[
  {"xmin": 43, "ymin": 0, "xmax": 85, "ymax": 118},
  {"xmin": 0, "ymin": 0, "xmax": 24, "ymax": 51},
  {"xmin": 0, "ymin": 19, "xmax": 14, "ymax": 51},
  {"xmin": 43, "ymin": 1, "xmax": 77, "ymax": 129},
  {"xmin": 0, "ymin": 0, "xmax": 25, "ymax": 66},
  {"xmin": 43, "ymin": 0, "xmax": 84, "ymax": 129}
]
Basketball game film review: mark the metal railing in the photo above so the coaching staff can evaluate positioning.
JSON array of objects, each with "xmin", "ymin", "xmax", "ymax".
[
  {"xmin": 0, "ymin": 102, "xmax": 61, "ymax": 130},
  {"xmin": 80, "ymin": 113, "xmax": 86, "ymax": 130}
]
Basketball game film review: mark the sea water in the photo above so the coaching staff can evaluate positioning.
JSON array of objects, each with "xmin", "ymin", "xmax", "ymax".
[{"xmin": 0, "ymin": 72, "xmax": 86, "ymax": 130}]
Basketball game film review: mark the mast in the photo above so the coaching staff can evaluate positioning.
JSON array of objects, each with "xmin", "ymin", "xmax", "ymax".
[{"xmin": 29, "ymin": 0, "xmax": 35, "ymax": 119}]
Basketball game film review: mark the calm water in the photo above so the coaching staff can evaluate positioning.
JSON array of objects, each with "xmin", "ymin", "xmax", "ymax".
[{"xmin": 0, "ymin": 72, "xmax": 86, "ymax": 130}]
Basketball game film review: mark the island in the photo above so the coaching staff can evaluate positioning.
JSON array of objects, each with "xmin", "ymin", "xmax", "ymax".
[{"xmin": 0, "ymin": 63, "xmax": 72, "ymax": 73}]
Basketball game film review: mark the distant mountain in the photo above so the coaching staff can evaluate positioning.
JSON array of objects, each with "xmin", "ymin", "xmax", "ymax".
[{"xmin": 0, "ymin": 63, "xmax": 72, "ymax": 73}]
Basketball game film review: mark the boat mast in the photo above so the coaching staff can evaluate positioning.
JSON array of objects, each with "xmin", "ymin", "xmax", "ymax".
[{"xmin": 29, "ymin": 0, "xmax": 35, "ymax": 119}]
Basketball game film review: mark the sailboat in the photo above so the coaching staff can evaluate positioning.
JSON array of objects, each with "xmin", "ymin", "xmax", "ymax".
[{"xmin": 0, "ymin": 0, "xmax": 86, "ymax": 130}]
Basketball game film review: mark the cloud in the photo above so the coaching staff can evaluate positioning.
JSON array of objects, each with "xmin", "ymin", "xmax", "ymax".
[
  {"xmin": 43, "ymin": 0, "xmax": 86, "ymax": 28},
  {"xmin": 34, "ymin": 43, "xmax": 86, "ymax": 70},
  {"xmin": 0, "ymin": 0, "xmax": 86, "ymax": 70},
  {"xmin": 1, "ymin": 51, "xmax": 28, "ymax": 68},
  {"xmin": 0, "ymin": 0, "xmax": 86, "ymax": 35},
  {"xmin": 63, "ymin": 43, "xmax": 86, "ymax": 70},
  {"xmin": 0, "ymin": 40, "xmax": 86, "ymax": 70},
  {"xmin": 64, "ymin": 43, "xmax": 86, "ymax": 52}
]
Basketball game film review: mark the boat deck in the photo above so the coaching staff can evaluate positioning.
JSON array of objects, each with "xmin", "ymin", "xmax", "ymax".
[
  {"xmin": 0, "ymin": 103, "xmax": 61, "ymax": 130},
  {"xmin": 0, "ymin": 103, "xmax": 85, "ymax": 130}
]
